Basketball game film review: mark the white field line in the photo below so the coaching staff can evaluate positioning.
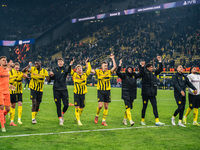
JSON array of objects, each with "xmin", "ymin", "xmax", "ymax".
[{"xmin": 0, "ymin": 124, "xmax": 173, "ymax": 138}]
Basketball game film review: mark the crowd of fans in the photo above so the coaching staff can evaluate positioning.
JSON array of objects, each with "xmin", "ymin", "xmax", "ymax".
[
  {"xmin": 19, "ymin": 4, "xmax": 199, "ymax": 73},
  {"xmin": 1, "ymin": 0, "xmax": 199, "ymax": 89},
  {"xmin": 0, "ymin": 0, "xmax": 181, "ymax": 40}
]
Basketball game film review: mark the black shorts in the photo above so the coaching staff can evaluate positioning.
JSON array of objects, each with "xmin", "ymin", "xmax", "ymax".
[
  {"xmin": 124, "ymin": 99, "xmax": 134, "ymax": 109},
  {"xmin": 189, "ymin": 94, "xmax": 200, "ymax": 108},
  {"xmin": 53, "ymin": 90, "xmax": 69, "ymax": 102},
  {"xmin": 98, "ymin": 90, "xmax": 111, "ymax": 103},
  {"xmin": 30, "ymin": 89, "xmax": 43, "ymax": 103},
  {"xmin": 10, "ymin": 94, "xmax": 16, "ymax": 103},
  {"xmin": 16, "ymin": 93, "xmax": 23, "ymax": 102},
  {"xmin": 74, "ymin": 93, "xmax": 85, "ymax": 108}
]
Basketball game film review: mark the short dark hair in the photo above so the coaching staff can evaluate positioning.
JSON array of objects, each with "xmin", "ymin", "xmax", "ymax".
[
  {"xmin": 175, "ymin": 65, "xmax": 182, "ymax": 70},
  {"xmin": 190, "ymin": 66, "xmax": 195, "ymax": 74},
  {"xmin": 0, "ymin": 56, "xmax": 7, "ymax": 60},
  {"xmin": 35, "ymin": 60, "xmax": 41, "ymax": 63},
  {"xmin": 146, "ymin": 63, "xmax": 152, "ymax": 69},
  {"xmin": 57, "ymin": 57, "xmax": 64, "ymax": 61}
]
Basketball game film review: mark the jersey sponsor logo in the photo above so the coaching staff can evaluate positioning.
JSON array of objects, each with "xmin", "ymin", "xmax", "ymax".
[
  {"xmin": 0, "ymin": 75, "xmax": 9, "ymax": 78},
  {"xmin": 32, "ymin": 73, "xmax": 44, "ymax": 77}
]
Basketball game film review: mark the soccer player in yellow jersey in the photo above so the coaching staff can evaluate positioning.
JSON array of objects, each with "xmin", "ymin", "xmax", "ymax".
[
  {"xmin": 7, "ymin": 59, "xmax": 18, "ymax": 126},
  {"xmin": 12, "ymin": 63, "xmax": 28, "ymax": 124},
  {"xmin": 23, "ymin": 60, "xmax": 50, "ymax": 124},
  {"xmin": 70, "ymin": 58, "xmax": 91, "ymax": 126},
  {"xmin": 91, "ymin": 54, "xmax": 116, "ymax": 126}
]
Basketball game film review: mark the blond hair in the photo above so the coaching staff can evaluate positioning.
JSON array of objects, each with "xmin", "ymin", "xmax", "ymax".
[{"xmin": 75, "ymin": 64, "xmax": 82, "ymax": 70}]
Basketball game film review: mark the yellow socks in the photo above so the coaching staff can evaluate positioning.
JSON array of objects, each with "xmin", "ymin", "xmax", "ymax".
[
  {"xmin": 32, "ymin": 112, "xmax": 36, "ymax": 120},
  {"xmin": 18, "ymin": 106, "xmax": 22, "ymax": 121},
  {"xmin": 96, "ymin": 107, "xmax": 102, "ymax": 117},
  {"xmin": 126, "ymin": 108, "xmax": 132, "ymax": 121},
  {"xmin": 124, "ymin": 111, "xmax": 127, "ymax": 119},
  {"xmin": 155, "ymin": 118, "xmax": 159, "ymax": 123},
  {"xmin": 102, "ymin": 109, "xmax": 108, "ymax": 122},
  {"xmin": 193, "ymin": 108, "xmax": 198, "ymax": 122},
  {"xmin": 141, "ymin": 118, "xmax": 145, "ymax": 122},
  {"xmin": 185, "ymin": 107, "xmax": 192, "ymax": 117},
  {"xmin": 10, "ymin": 107, "xmax": 15, "ymax": 122},
  {"xmin": 75, "ymin": 108, "xmax": 80, "ymax": 122},
  {"xmin": 79, "ymin": 108, "xmax": 83, "ymax": 116}
]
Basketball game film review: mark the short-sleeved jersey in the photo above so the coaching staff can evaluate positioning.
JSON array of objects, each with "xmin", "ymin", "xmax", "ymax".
[
  {"xmin": 9, "ymin": 68, "xmax": 18, "ymax": 94},
  {"xmin": 0, "ymin": 66, "xmax": 10, "ymax": 94},
  {"xmin": 71, "ymin": 62, "xmax": 91, "ymax": 94},
  {"xmin": 15, "ymin": 71, "xmax": 24, "ymax": 94},
  {"xmin": 95, "ymin": 69, "xmax": 113, "ymax": 91},
  {"xmin": 29, "ymin": 67, "xmax": 48, "ymax": 92}
]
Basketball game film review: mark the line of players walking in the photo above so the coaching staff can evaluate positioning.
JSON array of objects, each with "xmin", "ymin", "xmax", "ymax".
[{"xmin": 0, "ymin": 54, "xmax": 199, "ymax": 132}]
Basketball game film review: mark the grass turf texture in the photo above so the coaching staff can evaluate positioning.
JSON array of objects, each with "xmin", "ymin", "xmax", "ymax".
[{"xmin": 0, "ymin": 85, "xmax": 200, "ymax": 150}]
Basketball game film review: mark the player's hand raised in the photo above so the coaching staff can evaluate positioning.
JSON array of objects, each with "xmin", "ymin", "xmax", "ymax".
[
  {"xmin": 157, "ymin": 56, "xmax": 162, "ymax": 61},
  {"xmin": 70, "ymin": 58, "xmax": 75, "ymax": 65},
  {"xmin": 85, "ymin": 58, "xmax": 89, "ymax": 64},
  {"xmin": 119, "ymin": 59, "xmax": 122, "ymax": 66},
  {"xmin": 110, "ymin": 54, "xmax": 114, "ymax": 60},
  {"xmin": 140, "ymin": 61, "xmax": 145, "ymax": 67}
]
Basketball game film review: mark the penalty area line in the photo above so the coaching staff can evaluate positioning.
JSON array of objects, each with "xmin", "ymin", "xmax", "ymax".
[{"xmin": 0, "ymin": 125, "xmax": 172, "ymax": 138}]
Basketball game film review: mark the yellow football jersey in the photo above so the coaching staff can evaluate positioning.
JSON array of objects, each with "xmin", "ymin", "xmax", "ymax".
[
  {"xmin": 29, "ymin": 67, "xmax": 48, "ymax": 92},
  {"xmin": 15, "ymin": 71, "xmax": 24, "ymax": 94},
  {"xmin": 95, "ymin": 69, "xmax": 113, "ymax": 91},
  {"xmin": 9, "ymin": 68, "xmax": 18, "ymax": 94},
  {"xmin": 71, "ymin": 62, "xmax": 91, "ymax": 94}
]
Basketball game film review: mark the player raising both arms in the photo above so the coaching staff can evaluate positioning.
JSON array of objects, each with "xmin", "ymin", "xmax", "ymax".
[
  {"xmin": 116, "ymin": 59, "xmax": 144, "ymax": 126},
  {"xmin": 140, "ymin": 56, "xmax": 165, "ymax": 126},
  {"xmin": 70, "ymin": 58, "xmax": 91, "ymax": 126},
  {"xmin": 23, "ymin": 60, "xmax": 50, "ymax": 124},
  {"xmin": 91, "ymin": 54, "xmax": 117, "ymax": 126},
  {"xmin": 49, "ymin": 57, "xmax": 72, "ymax": 126}
]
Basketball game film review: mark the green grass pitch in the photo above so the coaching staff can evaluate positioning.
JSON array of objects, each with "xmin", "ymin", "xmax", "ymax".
[{"xmin": 0, "ymin": 85, "xmax": 200, "ymax": 150}]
